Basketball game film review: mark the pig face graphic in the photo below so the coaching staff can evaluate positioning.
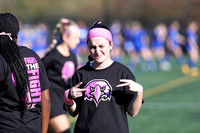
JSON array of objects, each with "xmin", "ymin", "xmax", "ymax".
[{"xmin": 84, "ymin": 79, "xmax": 112, "ymax": 107}]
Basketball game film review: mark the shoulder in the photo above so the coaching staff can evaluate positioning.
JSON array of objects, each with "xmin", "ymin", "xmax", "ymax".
[
  {"xmin": 42, "ymin": 48, "xmax": 58, "ymax": 62},
  {"xmin": 73, "ymin": 64, "xmax": 94, "ymax": 77},
  {"xmin": 112, "ymin": 61, "xmax": 131, "ymax": 71},
  {"xmin": 112, "ymin": 61, "xmax": 135, "ymax": 80},
  {"xmin": 19, "ymin": 46, "xmax": 41, "ymax": 62},
  {"xmin": 19, "ymin": 46, "xmax": 43, "ymax": 65},
  {"xmin": 19, "ymin": 46, "xmax": 39, "ymax": 57},
  {"xmin": 43, "ymin": 48, "xmax": 57, "ymax": 58},
  {"xmin": 69, "ymin": 52, "xmax": 77, "ymax": 60},
  {"xmin": 77, "ymin": 64, "xmax": 92, "ymax": 72},
  {"xmin": 19, "ymin": 46, "xmax": 33, "ymax": 53},
  {"xmin": 70, "ymin": 52, "xmax": 76, "ymax": 57}
]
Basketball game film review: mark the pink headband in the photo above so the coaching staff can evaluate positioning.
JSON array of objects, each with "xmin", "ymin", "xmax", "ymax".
[
  {"xmin": 87, "ymin": 28, "xmax": 112, "ymax": 43},
  {"xmin": 61, "ymin": 18, "xmax": 69, "ymax": 25},
  {"xmin": 0, "ymin": 32, "xmax": 12, "ymax": 40}
]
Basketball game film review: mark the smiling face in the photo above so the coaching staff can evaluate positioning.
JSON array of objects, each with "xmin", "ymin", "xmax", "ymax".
[{"xmin": 88, "ymin": 37, "xmax": 113, "ymax": 67}]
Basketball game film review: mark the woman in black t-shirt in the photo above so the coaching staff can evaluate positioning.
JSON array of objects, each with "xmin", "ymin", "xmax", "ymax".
[
  {"xmin": 42, "ymin": 18, "xmax": 80, "ymax": 133},
  {"xmin": 0, "ymin": 13, "xmax": 50, "ymax": 133},
  {"xmin": 64, "ymin": 21, "xmax": 144, "ymax": 133}
]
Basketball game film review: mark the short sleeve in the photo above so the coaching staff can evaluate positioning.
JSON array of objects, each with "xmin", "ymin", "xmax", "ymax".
[
  {"xmin": 66, "ymin": 71, "xmax": 81, "ymax": 90},
  {"xmin": 121, "ymin": 67, "xmax": 137, "ymax": 108},
  {"xmin": 42, "ymin": 51, "xmax": 54, "ymax": 70},
  {"xmin": 39, "ymin": 58, "xmax": 50, "ymax": 92}
]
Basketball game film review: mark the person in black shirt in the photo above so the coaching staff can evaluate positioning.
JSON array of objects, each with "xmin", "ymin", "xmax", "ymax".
[
  {"xmin": 0, "ymin": 13, "xmax": 50, "ymax": 133},
  {"xmin": 42, "ymin": 18, "xmax": 80, "ymax": 133},
  {"xmin": 64, "ymin": 21, "xmax": 143, "ymax": 133}
]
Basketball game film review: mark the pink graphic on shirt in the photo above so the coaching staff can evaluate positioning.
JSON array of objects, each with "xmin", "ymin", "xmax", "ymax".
[
  {"xmin": 84, "ymin": 79, "xmax": 112, "ymax": 107},
  {"xmin": 11, "ymin": 57, "xmax": 40, "ymax": 109},
  {"xmin": 25, "ymin": 57, "xmax": 41, "ymax": 108},
  {"xmin": 62, "ymin": 61, "xmax": 75, "ymax": 82},
  {"xmin": 11, "ymin": 73, "xmax": 16, "ymax": 86}
]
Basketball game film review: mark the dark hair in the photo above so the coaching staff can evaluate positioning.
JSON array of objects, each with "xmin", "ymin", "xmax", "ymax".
[
  {"xmin": 86, "ymin": 55, "xmax": 93, "ymax": 66},
  {"xmin": 89, "ymin": 21, "xmax": 110, "ymax": 31},
  {"xmin": 0, "ymin": 13, "xmax": 29, "ymax": 109}
]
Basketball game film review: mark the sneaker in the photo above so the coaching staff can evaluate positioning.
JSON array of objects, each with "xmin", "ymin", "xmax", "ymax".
[
  {"xmin": 190, "ymin": 68, "xmax": 199, "ymax": 77},
  {"xmin": 181, "ymin": 64, "xmax": 190, "ymax": 75}
]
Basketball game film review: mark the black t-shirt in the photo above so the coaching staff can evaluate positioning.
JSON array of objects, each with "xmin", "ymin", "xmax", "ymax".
[
  {"xmin": 42, "ymin": 48, "xmax": 77, "ymax": 117},
  {"xmin": 0, "ymin": 46, "xmax": 50, "ymax": 133},
  {"xmin": 68, "ymin": 61, "xmax": 136, "ymax": 133}
]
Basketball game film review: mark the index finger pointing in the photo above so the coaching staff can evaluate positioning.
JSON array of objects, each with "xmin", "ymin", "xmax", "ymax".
[
  {"xmin": 74, "ymin": 82, "xmax": 83, "ymax": 88},
  {"xmin": 119, "ymin": 79, "xmax": 130, "ymax": 83},
  {"xmin": 116, "ymin": 82, "xmax": 129, "ymax": 88},
  {"xmin": 79, "ymin": 88, "xmax": 87, "ymax": 92}
]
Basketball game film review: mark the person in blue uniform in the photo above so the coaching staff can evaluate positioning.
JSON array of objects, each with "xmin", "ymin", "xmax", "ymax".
[
  {"xmin": 166, "ymin": 20, "xmax": 189, "ymax": 74},
  {"xmin": 151, "ymin": 23, "xmax": 171, "ymax": 71},
  {"xmin": 131, "ymin": 21, "xmax": 156, "ymax": 71},
  {"xmin": 185, "ymin": 21, "xmax": 199, "ymax": 76}
]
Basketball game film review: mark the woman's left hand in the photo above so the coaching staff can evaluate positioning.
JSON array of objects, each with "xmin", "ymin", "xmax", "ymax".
[{"xmin": 116, "ymin": 79, "xmax": 143, "ymax": 93}]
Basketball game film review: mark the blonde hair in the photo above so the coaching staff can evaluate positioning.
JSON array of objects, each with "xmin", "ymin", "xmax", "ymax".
[{"xmin": 46, "ymin": 18, "xmax": 78, "ymax": 53}]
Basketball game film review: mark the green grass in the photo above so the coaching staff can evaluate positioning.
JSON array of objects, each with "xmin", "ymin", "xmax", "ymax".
[
  {"xmin": 69, "ymin": 56, "xmax": 200, "ymax": 133},
  {"xmin": 128, "ymin": 75, "xmax": 200, "ymax": 133}
]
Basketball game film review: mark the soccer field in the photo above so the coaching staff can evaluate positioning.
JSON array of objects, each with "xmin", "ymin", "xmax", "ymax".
[
  {"xmin": 128, "ymin": 67, "xmax": 200, "ymax": 133},
  {"xmin": 69, "ymin": 56, "xmax": 200, "ymax": 133}
]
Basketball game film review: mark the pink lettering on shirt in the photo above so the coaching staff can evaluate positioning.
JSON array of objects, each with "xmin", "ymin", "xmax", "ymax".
[
  {"xmin": 24, "ymin": 57, "xmax": 41, "ymax": 108},
  {"xmin": 31, "ymin": 88, "xmax": 41, "ymax": 102}
]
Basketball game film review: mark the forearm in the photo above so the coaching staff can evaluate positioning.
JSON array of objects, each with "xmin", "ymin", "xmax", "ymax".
[
  {"xmin": 64, "ymin": 82, "xmax": 86, "ymax": 117},
  {"xmin": 41, "ymin": 89, "xmax": 51, "ymax": 133},
  {"xmin": 64, "ymin": 89, "xmax": 78, "ymax": 117},
  {"xmin": 127, "ymin": 90, "xmax": 143, "ymax": 117},
  {"xmin": 116, "ymin": 79, "xmax": 143, "ymax": 117},
  {"xmin": 64, "ymin": 102, "xmax": 77, "ymax": 117}
]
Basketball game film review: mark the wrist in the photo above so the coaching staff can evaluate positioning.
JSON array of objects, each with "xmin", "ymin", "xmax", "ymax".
[
  {"xmin": 64, "ymin": 89, "xmax": 74, "ymax": 106},
  {"xmin": 68, "ymin": 89, "xmax": 73, "ymax": 99}
]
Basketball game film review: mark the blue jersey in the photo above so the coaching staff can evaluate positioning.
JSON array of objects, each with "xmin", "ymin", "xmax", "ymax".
[
  {"xmin": 152, "ymin": 30, "xmax": 165, "ymax": 48},
  {"xmin": 167, "ymin": 28, "xmax": 180, "ymax": 51},
  {"xmin": 131, "ymin": 28, "xmax": 148, "ymax": 52},
  {"xmin": 186, "ymin": 29, "xmax": 198, "ymax": 52}
]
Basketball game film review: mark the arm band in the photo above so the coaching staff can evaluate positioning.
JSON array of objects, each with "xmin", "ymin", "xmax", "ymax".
[{"xmin": 64, "ymin": 89, "xmax": 74, "ymax": 107}]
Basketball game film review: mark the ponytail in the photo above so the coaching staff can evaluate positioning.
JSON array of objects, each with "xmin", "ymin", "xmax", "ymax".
[
  {"xmin": 86, "ymin": 55, "xmax": 93, "ymax": 67},
  {"xmin": 0, "ymin": 13, "xmax": 29, "ymax": 110},
  {"xmin": 46, "ymin": 18, "xmax": 79, "ymax": 53}
]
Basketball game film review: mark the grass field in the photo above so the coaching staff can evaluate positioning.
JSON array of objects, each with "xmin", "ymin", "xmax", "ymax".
[{"xmin": 68, "ymin": 56, "xmax": 200, "ymax": 133}]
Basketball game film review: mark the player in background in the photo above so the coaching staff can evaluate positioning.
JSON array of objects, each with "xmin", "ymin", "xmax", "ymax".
[
  {"xmin": 42, "ymin": 18, "xmax": 80, "ymax": 133},
  {"xmin": 185, "ymin": 21, "xmax": 199, "ymax": 76},
  {"xmin": 151, "ymin": 23, "xmax": 171, "ymax": 71},
  {"xmin": 166, "ymin": 20, "xmax": 190, "ymax": 75}
]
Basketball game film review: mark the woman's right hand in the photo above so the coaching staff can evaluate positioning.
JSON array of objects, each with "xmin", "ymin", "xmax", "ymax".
[{"xmin": 70, "ymin": 82, "xmax": 87, "ymax": 99}]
